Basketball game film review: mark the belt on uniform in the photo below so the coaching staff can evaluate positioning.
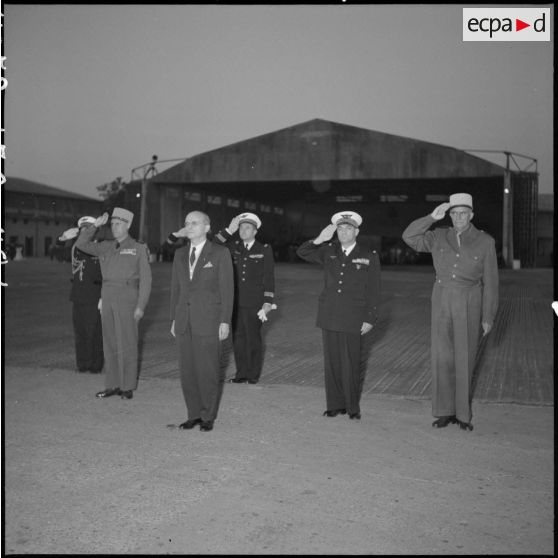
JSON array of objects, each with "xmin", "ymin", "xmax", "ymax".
[
  {"xmin": 434, "ymin": 277, "xmax": 481, "ymax": 289},
  {"xmin": 102, "ymin": 279, "xmax": 140, "ymax": 289}
]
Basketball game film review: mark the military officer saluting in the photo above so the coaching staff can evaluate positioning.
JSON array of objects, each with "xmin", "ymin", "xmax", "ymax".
[
  {"xmin": 402, "ymin": 193, "xmax": 499, "ymax": 431},
  {"xmin": 58, "ymin": 216, "xmax": 104, "ymax": 374},
  {"xmin": 75, "ymin": 207, "xmax": 152, "ymax": 400},
  {"xmin": 297, "ymin": 211, "xmax": 381, "ymax": 420},
  {"xmin": 213, "ymin": 212, "xmax": 276, "ymax": 384}
]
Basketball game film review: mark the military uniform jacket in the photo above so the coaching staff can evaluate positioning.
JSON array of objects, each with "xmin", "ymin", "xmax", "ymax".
[
  {"xmin": 402, "ymin": 215, "xmax": 499, "ymax": 324},
  {"xmin": 297, "ymin": 240, "xmax": 381, "ymax": 334},
  {"xmin": 170, "ymin": 241, "xmax": 234, "ymax": 336},
  {"xmin": 75, "ymin": 227, "xmax": 152, "ymax": 311},
  {"xmin": 214, "ymin": 228, "xmax": 275, "ymax": 308},
  {"xmin": 69, "ymin": 243, "xmax": 103, "ymax": 304}
]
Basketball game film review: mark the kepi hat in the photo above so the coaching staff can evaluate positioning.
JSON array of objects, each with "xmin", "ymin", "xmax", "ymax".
[
  {"xmin": 238, "ymin": 212, "xmax": 261, "ymax": 229},
  {"xmin": 331, "ymin": 211, "xmax": 362, "ymax": 228},
  {"xmin": 449, "ymin": 193, "xmax": 473, "ymax": 210},
  {"xmin": 111, "ymin": 207, "xmax": 134, "ymax": 225},
  {"xmin": 77, "ymin": 216, "xmax": 96, "ymax": 227}
]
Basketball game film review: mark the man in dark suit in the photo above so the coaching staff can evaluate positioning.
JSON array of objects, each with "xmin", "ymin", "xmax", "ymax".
[
  {"xmin": 169, "ymin": 211, "xmax": 234, "ymax": 432},
  {"xmin": 58, "ymin": 216, "xmax": 104, "ymax": 374},
  {"xmin": 297, "ymin": 211, "xmax": 381, "ymax": 420},
  {"xmin": 214, "ymin": 212, "xmax": 276, "ymax": 384}
]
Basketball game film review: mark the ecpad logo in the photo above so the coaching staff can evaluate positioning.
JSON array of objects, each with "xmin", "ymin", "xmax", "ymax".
[{"xmin": 463, "ymin": 8, "xmax": 550, "ymax": 41}]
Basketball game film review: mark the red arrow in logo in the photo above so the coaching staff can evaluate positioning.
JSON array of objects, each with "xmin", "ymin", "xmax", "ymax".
[{"xmin": 516, "ymin": 19, "xmax": 530, "ymax": 31}]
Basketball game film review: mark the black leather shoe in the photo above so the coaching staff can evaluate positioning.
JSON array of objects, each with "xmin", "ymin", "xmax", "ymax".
[
  {"xmin": 89, "ymin": 369, "xmax": 102, "ymax": 374},
  {"xmin": 247, "ymin": 379, "xmax": 259, "ymax": 384},
  {"xmin": 227, "ymin": 378, "xmax": 248, "ymax": 384},
  {"xmin": 120, "ymin": 390, "xmax": 133, "ymax": 400},
  {"xmin": 179, "ymin": 418, "xmax": 202, "ymax": 430},
  {"xmin": 200, "ymin": 420, "xmax": 214, "ymax": 432},
  {"xmin": 432, "ymin": 416, "xmax": 458, "ymax": 428},
  {"xmin": 96, "ymin": 388, "xmax": 121, "ymax": 398},
  {"xmin": 349, "ymin": 413, "xmax": 361, "ymax": 420},
  {"xmin": 323, "ymin": 409, "xmax": 347, "ymax": 417},
  {"xmin": 457, "ymin": 420, "xmax": 474, "ymax": 431}
]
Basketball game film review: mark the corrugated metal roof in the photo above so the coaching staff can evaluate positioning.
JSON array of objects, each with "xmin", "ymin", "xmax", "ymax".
[
  {"xmin": 4, "ymin": 177, "xmax": 100, "ymax": 201},
  {"xmin": 153, "ymin": 118, "xmax": 506, "ymax": 184}
]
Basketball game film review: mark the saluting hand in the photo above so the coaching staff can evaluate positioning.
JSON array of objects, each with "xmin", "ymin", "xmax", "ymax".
[
  {"xmin": 314, "ymin": 224, "xmax": 337, "ymax": 244},
  {"xmin": 94, "ymin": 212, "xmax": 109, "ymax": 228},
  {"xmin": 172, "ymin": 227, "xmax": 189, "ymax": 238},
  {"xmin": 431, "ymin": 203, "xmax": 451, "ymax": 220},
  {"xmin": 228, "ymin": 215, "xmax": 241, "ymax": 234},
  {"xmin": 59, "ymin": 227, "xmax": 80, "ymax": 241}
]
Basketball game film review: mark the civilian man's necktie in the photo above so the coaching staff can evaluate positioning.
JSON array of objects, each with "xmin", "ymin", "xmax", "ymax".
[
  {"xmin": 190, "ymin": 247, "xmax": 196, "ymax": 267},
  {"xmin": 245, "ymin": 243, "xmax": 249, "ymax": 250}
]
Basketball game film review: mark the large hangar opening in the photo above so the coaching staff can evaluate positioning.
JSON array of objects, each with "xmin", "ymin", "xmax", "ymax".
[{"xmin": 108, "ymin": 119, "xmax": 538, "ymax": 267}]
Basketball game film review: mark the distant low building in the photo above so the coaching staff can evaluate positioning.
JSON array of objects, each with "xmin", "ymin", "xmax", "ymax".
[
  {"xmin": 3, "ymin": 177, "xmax": 102, "ymax": 257},
  {"xmin": 536, "ymin": 193, "xmax": 553, "ymax": 267}
]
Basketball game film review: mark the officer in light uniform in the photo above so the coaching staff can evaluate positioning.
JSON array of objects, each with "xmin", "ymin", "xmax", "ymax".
[
  {"xmin": 297, "ymin": 211, "xmax": 381, "ymax": 420},
  {"xmin": 58, "ymin": 216, "xmax": 104, "ymax": 374},
  {"xmin": 75, "ymin": 207, "xmax": 152, "ymax": 400},
  {"xmin": 214, "ymin": 212, "xmax": 276, "ymax": 384},
  {"xmin": 402, "ymin": 193, "xmax": 499, "ymax": 431}
]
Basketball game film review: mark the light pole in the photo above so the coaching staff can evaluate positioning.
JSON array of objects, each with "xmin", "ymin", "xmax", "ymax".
[{"xmin": 133, "ymin": 155, "xmax": 158, "ymax": 245}]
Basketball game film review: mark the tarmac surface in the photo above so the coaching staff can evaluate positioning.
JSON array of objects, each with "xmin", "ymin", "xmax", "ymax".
[{"xmin": 2, "ymin": 258, "xmax": 554, "ymax": 555}]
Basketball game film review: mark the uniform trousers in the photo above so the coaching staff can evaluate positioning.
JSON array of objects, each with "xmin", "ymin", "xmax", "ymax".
[
  {"xmin": 431, "ymin": 282, "xmax": 482, "ymax": 423},
  {"xmin": 72, "ymin": 302, "xmax": 104, "ymax": 371},
  {"xmin": 322, "ymin": 329, "xmax": 362, "ymax": 415},
  {"xmin": 177, "ymin": 323, "xmax": 223, "ymax": 422},
  {"xmin": 101, "ymin": 284, "xmax": 139, "ymax": 392},
  {"xmin": 232, "ymin": 306, "xmax": 263, "ymax": 381}
]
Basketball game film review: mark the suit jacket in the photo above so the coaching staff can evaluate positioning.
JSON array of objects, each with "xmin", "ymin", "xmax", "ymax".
[
  {"xmin": 297, "ymin": 240, "xmax": 381, "ymax": 334},
  {"xmin": 402, "ymin": 215, "xmax": 499, "ymax": 325},
  {"xmin": 170, "ymin": 240, "xmax": 234, "ymax": 336},
  {"xmin": 69, "ymin": 244, "xmax": 103, "ymax": 304}
]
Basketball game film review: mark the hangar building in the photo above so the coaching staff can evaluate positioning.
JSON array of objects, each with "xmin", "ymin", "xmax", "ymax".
[{"xmin": 113, "ymin": 119, "xmax": 539, "ymax": 267}]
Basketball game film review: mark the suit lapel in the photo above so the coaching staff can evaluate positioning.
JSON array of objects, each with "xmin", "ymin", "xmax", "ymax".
[{"xmin": 191, "ymin": 241, "xmax": 212, "ymax": 282}]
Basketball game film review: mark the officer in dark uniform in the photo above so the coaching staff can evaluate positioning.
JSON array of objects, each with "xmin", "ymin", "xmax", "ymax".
[
  {"xmin": 214, "ymin": 212, "xmax": 276, "ymax": 384},
  {"xmin": 297, "ymin": 211, "xmax": 381, "ymax": 420},
  {"xmin": 402, "ymin": 193, "xmax": 498, "ymax": 431},
  {"xmin": 75, "ymin": 208, "xmax": 152, "ymax": 400},
  {"xmin": 58, "ymin": 216, "xmax": 104, "ymax": 374}
]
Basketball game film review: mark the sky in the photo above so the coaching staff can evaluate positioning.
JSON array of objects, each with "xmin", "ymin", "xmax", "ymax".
[{"xmin": 2, "ymin": 4, "xmax": 554, "ymax": 199}]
